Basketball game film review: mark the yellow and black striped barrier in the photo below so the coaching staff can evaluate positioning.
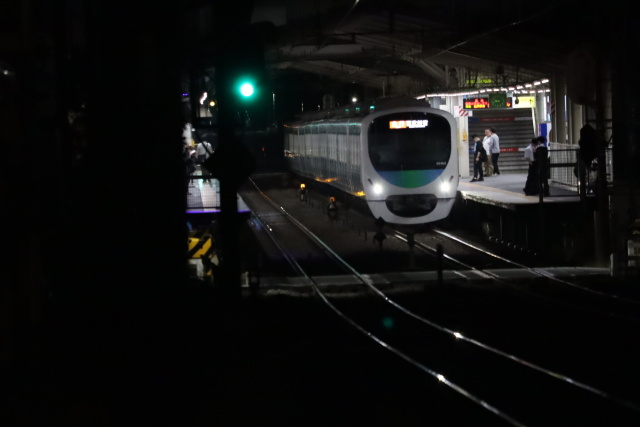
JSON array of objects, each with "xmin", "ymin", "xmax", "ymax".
[
  {"xmin": 188, "ymin": 235, "xmax": 213, "ymax": 259},
  {"xmin": 188, "ymin": 232, "xmax": 217, "ymax": 278}
]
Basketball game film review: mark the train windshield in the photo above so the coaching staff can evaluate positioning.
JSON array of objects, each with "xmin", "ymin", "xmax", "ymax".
[{"xmin": 368, "ymin": 112, "xmax": 451, "ymax": 171}]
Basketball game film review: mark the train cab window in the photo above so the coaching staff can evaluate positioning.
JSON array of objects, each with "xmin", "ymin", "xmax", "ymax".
[{"xmin": 368, "ymin": 112, "xmax": 451, "ymax": 171}]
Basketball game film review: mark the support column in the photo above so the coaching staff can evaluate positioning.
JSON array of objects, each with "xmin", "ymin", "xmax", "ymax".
[
  {"xmin": 551, "ymin": 74, "xmax": 568, "ymax": 144},
  {"xmin": 569, "ymin": 101, "xmax": 583, "ymax": 145},
  {"xmin": 535, "ymin": 92, "xmax": 547, "ymax": 126},
  {"xmin": 456, "ymin": 95, "xmax": 470, "ymax": 178},
  {"xmin": 609, "ymin": 4, "xmax": 640, "ymax": 276}
]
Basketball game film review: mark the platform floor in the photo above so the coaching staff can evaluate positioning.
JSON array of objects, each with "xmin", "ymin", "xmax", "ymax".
[
  {"xmin": 457, "ymin": 172, "xmax": 579, "ymax": 209},
  {"xmin": 186, "ymin": 166, "xmax": 250, "ymax": 214}
]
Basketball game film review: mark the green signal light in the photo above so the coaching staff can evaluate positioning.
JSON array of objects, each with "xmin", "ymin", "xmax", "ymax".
[{"xmin": 240, "ymin": 82, "xmax": 254, "ymax": 97}]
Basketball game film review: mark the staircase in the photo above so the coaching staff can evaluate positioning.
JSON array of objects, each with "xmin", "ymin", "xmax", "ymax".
[{"xmin": 467, "ymin": 108, "xmax": 536, "ymax": 174}]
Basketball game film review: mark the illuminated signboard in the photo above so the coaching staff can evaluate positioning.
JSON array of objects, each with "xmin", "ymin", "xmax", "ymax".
[
  {"xmin": 464, "ymin": 98, "xmax": 490, "ymax": 109},
  {"xmin": 513, "ymin": 96, "xmax": 536, "ymax": 108},
  {"xmin": 489, "ymin": 93, "xmax": 507, "ymax": 108},
  {"xmin": 389, "ymin": 120, "xmax": 429, "ymax": 129},
  {"xmin": 464, "ymin": 96, "xmax": 515, "ymax": 109},
  {"xmin": 466, "ymin": 78, "xmax": 493, "ymax": 85}
]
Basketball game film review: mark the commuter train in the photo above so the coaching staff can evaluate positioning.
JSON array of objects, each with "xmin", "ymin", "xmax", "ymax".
[{"xmin": 284, "ymin": 98, "xmax": 459, "ymax": 230}]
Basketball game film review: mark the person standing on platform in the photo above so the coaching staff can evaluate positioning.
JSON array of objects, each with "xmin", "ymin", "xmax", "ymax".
[
  {"xmin": 486, "ymin": 127, "xmax": 500, "ymax": 175},
  {"xmin": 196, "ymin": 140, "xmax": 214, "ymax": 184},
  {"xmin": 470, "ymin": 135, "xmax": 485, "ymax": 182},
  {"xmin": 482, "ymin": 130, "xmax": 494, "ymax": 176},
  {"xmin": 523, "ymin": 137, "xmax": 540, "ymax": 195},
  {"xmin": 327, "ymin": 196, "xmax": 338, "ymax": 220},
  {"xmin": 536, "ymin": 136, "xmax": 551, "ymax": 196}
]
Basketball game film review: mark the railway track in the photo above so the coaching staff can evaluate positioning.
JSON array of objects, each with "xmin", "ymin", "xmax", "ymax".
[
  {"xmin": 238, "ymin": 176, "xmax": 640, "ymax": 427},
  {"xmin": 393, "ymin": 227, "xmax": 640, "ymax": 325}
]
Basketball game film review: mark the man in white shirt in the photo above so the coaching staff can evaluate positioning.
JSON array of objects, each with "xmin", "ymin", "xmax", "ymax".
[
  {"xmin": 485, "ymin": 128, "xmax": 500, "ymax": 175},
  {"xmin": 482, "ymin": 131, "xmax": 494, "ymax": 176},
  {"xmin": 196, "ymin": 140, "xmax": 213, "ymax": 164},
  {"xmin": 196, "ymin": 140, "xmax": 214, "ymax": 183},
  {"xmin": 524, "ymin": 138, "xmax": 538, "ymax": 164}
]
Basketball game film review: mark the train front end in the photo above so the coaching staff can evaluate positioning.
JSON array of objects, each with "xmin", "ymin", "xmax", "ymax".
[{"xmin": 361, "ymin": 107, "xmax": 458, "ymax": 226}]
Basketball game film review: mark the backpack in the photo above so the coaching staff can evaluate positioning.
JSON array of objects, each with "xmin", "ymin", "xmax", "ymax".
[{"xmin": 478, "ymin": 144, "xmax": 488, "ymax": 162}]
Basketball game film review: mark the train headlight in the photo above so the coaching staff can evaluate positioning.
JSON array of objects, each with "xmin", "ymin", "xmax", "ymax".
[
  {"xmin": 440, "ymin": 181, "xmax": 451, "ymax": 193},
  {"xmin": 372, "ymin": 183, "xmax": 383, "ymax": 195}
]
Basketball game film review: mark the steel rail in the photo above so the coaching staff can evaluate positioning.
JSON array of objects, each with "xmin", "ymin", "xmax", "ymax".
[
  {"xmin": 248, "ymin": 178, "xmax": 528, "ymax": 427},
  {"xmin": 432, "ymin": 227, "xmax": 640, "ymax": 306},
  {"xmin": 250, "ymin": 178, "xmax": 640, "ymax": 415}
]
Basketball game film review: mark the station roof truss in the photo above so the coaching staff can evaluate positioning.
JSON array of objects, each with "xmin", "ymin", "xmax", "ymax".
[{"xmin": 261, "ymin": 0, "xmax": 600, "ymax": 97}]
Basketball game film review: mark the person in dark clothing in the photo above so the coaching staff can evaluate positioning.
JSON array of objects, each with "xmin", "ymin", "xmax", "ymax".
[
  {"xmin": 327, "ymin": 196, "xmax": 338, "ymax": 219},
  {"xmin": 523, "ymin": 138, "xmax": 540, "ymax": 195},
  {"xmin": 536, "ymin": 136, "xmax": 551, "ymax": 196},
  {"xmin": 470, "ymin": 135, "xmax": 486, "ymax": 182}
]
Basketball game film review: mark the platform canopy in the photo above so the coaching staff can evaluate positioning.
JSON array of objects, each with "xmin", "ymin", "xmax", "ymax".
[{"xmin": 249, "ymin": 0, "xmax": 604, "ymax": 98}]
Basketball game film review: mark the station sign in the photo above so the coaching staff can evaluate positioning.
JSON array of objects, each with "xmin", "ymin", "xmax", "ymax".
[{"xmin": 513, "ymin": 96, "xmax": 536, "ymax": 109}]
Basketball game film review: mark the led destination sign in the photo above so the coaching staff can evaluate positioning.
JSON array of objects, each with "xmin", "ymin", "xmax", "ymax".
[
  {"xmin": 389, "ymin": 120, "xmax": 429, "ymax": 129},
  {"xmin": 464, "ymin": 98, "xmax": 490, "ymax": 109},
  {"xmin": 464, "ymin": 96, "xmax": 514, "ymax": 109}
]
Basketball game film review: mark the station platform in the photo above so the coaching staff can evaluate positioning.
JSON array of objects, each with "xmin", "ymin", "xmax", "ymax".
[
  {"xmin": 457, "ymin": 172, "xmax": 579, "ymax": 210},
  {"xmin": 186, "ymin": 166, "xmax": 250, "ymax": 214},
  {"xmin": 452, "ymin": 172, "xmax": 588, "ymax": 264}
]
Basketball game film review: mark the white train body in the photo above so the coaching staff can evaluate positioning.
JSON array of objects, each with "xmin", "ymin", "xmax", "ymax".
[{"xmin": 284, "ymin": 105, "xmax": 459, "ymax": 226}]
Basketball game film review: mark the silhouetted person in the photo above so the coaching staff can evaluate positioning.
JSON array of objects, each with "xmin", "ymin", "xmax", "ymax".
[
  {"xmin": 470, "ymin": 135, "xmax": 486, "ymax": 182},
  {"xmin": 523, "ymin": 138, "xmax": 540, "ymax": 195},
  {"xmin": 536, "ymin": 136, "xmax": 550, "ymax": 196},
  {"xmin": 196, "ymin": 140, "xmax": 214, "ymax": 183},
  {"xmin": 327, "ymin": 196, "xmax": 337, "ymax": 220}
]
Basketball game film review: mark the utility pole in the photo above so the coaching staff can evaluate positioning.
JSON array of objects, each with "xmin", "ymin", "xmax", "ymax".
[{"xmin": 206, "ymin": 3, "xmax": 263, "ymax": 298}]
